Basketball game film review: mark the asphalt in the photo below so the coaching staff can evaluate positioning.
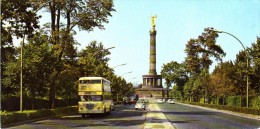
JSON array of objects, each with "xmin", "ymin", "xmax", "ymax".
[
  {"xmin": 143, "ymin": 99, "xmax": 260, "ymax": 129},
  {"xmin": 178, "ymin": 102, "xmax": 260, "ymax": 121}
]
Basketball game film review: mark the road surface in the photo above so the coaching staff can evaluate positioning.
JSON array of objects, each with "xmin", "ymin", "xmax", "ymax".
[
  {"xmin": 5, "ymin": 104, "xmax": 146, "ymax": 129},
  {"xmin": 159, "ymin": 102, "xmax": 260, "ymax": 129},
  {"xmin": 5, "ymin": 102, "xmax": 260, "ymax": 129}
]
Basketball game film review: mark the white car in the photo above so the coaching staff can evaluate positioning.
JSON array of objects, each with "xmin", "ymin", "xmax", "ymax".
[
  {"xmin": 157, "ymin": 99, "xmax": 163, "ymax": 103},
  {"xmin": 135, "ymin": 99, "xmax": 149, "ymax": 110},
  {"xmin": 168, "ymin": 99, "xmax": 175, "ymax": 104}
]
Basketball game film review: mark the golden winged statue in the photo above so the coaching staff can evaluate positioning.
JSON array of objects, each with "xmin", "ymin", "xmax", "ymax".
[{"xmin": 151, "ymin": 15, "xmax": 157, "ymax": 27}]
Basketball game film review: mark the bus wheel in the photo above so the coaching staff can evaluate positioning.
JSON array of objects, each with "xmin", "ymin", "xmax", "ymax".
[
  {"xmin": 107, "ymin": 107, "xmax": 111, "ymax": 115},
  {"xmin": 103, "ymin": 108, "xmax": 106, "ymax": 115}
]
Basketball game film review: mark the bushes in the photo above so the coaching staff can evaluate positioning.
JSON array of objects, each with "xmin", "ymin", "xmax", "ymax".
[
  {"xmin": 1, "ymin": 106, "xmax": 77, "ymax": 127},
  {"xmin": 251, "ymin": 96, "xmax": 260, "ymax": 109},
  {"xmin": 193, "ymin": 96, "xmax": 259, "ymax": 108},
  {"xmin": 1, "ymin": 95, "xmax": 78, "ymax": 111}
]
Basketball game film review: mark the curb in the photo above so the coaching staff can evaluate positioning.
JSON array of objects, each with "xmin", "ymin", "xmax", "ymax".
[{"xmin": 2, "ymin": 113, "xmax": 76, "ymax": 128}]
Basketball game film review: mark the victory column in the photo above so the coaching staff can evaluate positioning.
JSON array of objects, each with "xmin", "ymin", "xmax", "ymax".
[{"xmin": 136, "ymin": 16, "xmax": 168, "ymax": 99}]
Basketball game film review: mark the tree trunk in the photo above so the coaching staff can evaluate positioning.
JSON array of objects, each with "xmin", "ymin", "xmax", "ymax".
[
  {"xmin": 48, "ymin": 0, "xmax": 56, "ymax": 109},
  {"xmin": 240, "ymin": 94, "xmax": 242, "ymax": 107}
]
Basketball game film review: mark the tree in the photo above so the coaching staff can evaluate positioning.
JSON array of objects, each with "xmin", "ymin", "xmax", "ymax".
[
  {"xmin": 1, "ymin": 0, "xmax": 41, "ymax": 38},
  {"xmin": 56, "ymin": 63, "xmax": 80, "ymax": 106},
  {"xmin": 194, "ymin": 68, "xmax": 210, "ymax": 103},
  {"xmin": 184, "ymin": 27, "xmax": 226, "ymax": 102},
  {"xmin": 161, "ymin": 61, "xmax": 188, "ymax": 98},
  {"xmin": 170, "ymin": 85, "xmax": 182, "ymax": 100},
  {"xmin": 185, "ymin": 27, "xmax": 226, "ymax": 75},
  {"xmin": 210, "ymin": 61, "xmax": 236, "ymax": 105},
  {"xmin": 184, "ymin": 77, "xmax": 196, "ymax": 102},
  {"xmin": 78, "ymin": 41, "xmax": 112, "ymax": 77},
  {"xmin": 21, "ymin": 32, "xmax": 53, "ymax": 109},
  {"xmin": 248, "ymin": 37, "xmax": 260, "ymax": 95},
  {"xmin": 231, "ymin": 50, "xmax": 249, "ymax": 107},
  {"xmin": 122, "ymin": 82, "xmax": 135, "ymax": 98},
  {"xmin": 1, "ymin": 0, "xmax": 41, "ymax": 97},
  {"xmin": 31, "ymin": 0, "xmax": 115, "ymax": 108}
]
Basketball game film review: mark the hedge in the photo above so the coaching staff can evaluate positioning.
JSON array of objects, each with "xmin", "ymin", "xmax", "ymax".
[
  {"xmin": 1, "ymin": 106, "xmax": 77, "ymax": 127},
  {"xmin": 1, "ymin": 95, "xmax": 78, "ymax": 111}
]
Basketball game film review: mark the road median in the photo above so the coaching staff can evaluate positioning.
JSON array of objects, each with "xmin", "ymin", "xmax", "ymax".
[{"xmin": 143, "ymin": 103, "xmax": 176, "ymax": 129}]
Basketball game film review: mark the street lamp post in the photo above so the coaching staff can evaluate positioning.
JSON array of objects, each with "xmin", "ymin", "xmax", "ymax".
[
  {"xmin": 112, "ymin": 63, "xmax": 127, "ymax": 102},
  {"xmin": 211, "ymin": 30, "xmax": 249, "ymax": 107},
  {"xmin": 112, "ymin": 63, "xmax": 127, "ymax": 69},
  {"xmin": 91, "ymin": 46, "xmax": 115, "ymax": 57},
  {"xmin": 117, "ymin": 71, "xmax": 133, "ymax": 102},
  {"xmin": 128, "ymin": 77, "xmax": 137, "ymax": 82},
  {"xmin": 20, "ymin": 32, "xmax": 25, "ymax": 112},
  {"xmin": 19, "ymin": 4, "xmax": 44, "ymax": 112},
  {"xmin": 120, "ymin": 71, "xmax": 133, "ymax": 77}
]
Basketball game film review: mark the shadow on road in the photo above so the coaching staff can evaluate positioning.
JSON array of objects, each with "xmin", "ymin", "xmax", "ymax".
[
  {"xmin": 163, "ymin": 111, "xmax": 217, "ymax": 115},
  {"xmin": 47, "ymin": 109, "xmax": 146, "ymax": 128}
]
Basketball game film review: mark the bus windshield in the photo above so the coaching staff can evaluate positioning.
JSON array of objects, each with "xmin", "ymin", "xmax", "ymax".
[{"xmin": 80, "ymin": 95, "xmax": 103, "ymax": 101}]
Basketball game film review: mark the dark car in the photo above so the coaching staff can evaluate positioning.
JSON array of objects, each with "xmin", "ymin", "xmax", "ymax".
[{"xmin": 123, "ymin": 97, "xmax": 131, "ymax": 105}]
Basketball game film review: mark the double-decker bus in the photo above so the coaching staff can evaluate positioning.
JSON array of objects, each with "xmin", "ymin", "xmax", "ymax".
[{"xmin": 78, "ymin": 77, "xmax": 113, "ymax": 117}]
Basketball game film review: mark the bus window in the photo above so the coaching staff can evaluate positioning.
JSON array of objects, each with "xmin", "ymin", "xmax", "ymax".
[
  {"xmin": 79, "ymin": 80, "xmax": 101, "ymax": 84},
  {"xmin": 80, "ymin": 96, "xmax": 89, "ymax": 101},
  {"xmin": 80, "ymin": 95, "xmax": 103, "ymax": 101},
  {"xmin": 91, "ymin": 95, "xmax": 102, "ymax": 101}
]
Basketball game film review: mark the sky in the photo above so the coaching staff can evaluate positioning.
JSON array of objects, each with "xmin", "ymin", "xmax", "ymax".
[
  {"xmin": 72, "ymin": 0, "xmax": 260, "ymax": 86},
  {"xmin": 17, "ymin": 0, "xmax": 260, "ymax": 87}
]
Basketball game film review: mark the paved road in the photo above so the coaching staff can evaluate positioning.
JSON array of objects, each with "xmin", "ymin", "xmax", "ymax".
[
  {"xmin": 5, "ymin": 104, "xmax": 146, "ymax": 129},
  {"xmin": 158, "ymin": 102, "xmax": 260, "ymax": 129},
  {"xmin": 5, "ymin": 102, "xmax": 260, "ymax": 129}
]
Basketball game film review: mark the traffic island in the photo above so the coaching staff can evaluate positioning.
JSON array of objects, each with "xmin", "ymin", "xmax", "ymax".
[{"xmin": 144, "ymin": 103, "xmax": 175, "ymax": 129}]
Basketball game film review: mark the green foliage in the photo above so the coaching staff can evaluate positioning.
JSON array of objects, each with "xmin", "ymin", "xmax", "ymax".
[
  {"xmin": 251, "ymin": 96, "xmax": 260, "ymax": 109},
  {"xmin": 78, "ymin": 41, "xmax": 112, "ymax": 77},
  {"xmin": 181, "ymin": 28, "xmax": 260, "ymax": 107},
  {"xmin": 184, "ymin": 27, "xmax": 225, "ymax": 75},
  {"xmin": 170, "ymin": 86, "xmax": 182, "ymax": 100},
  {"xmin": 211, "ymin": 61, "xmax": 236, "ymax": 97},
  {"xmin": 23, "ymin": 32, "xmax": 53, "ymax": 97},
  {"xmin": 1, "ymin": 61, "xmax": 20, "ymax": 95},
  {"xmin": 1, "ymin": 0, "xmax": 41, "ymax": 38},
  {"xmin": 183, "ymin": 77, "xmax": 194, "ymax": 101},
  {"xmin": 232, "ymin": 51, "xmax": 248, "ymax": 96},
  {"xmin": 249, "ymin": 37, "xmax": 260, "ymax": 95},
  {"xmin": 109, "ymin": 75, "xmax": 134, "ymax": 101},
  {"xmin": 0, "ymin": 0, "xmax": 116, "ymax": 109},
  {"xmin": 161, "ymin": 61, "xmax": 188, "ymax": 97},
  {"xmin": 182, "ymin": 27, "xmax": 226, "ymax": 102},
  {"xmin": 1, "ymin": 95, "xmax": 78, "ymax": 111},
  {"xmin": 227, "ymin": 96, "xmax": 245, "ymax": 107}
]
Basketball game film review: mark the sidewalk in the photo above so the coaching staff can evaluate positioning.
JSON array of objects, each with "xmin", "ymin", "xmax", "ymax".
[{"xmin": 143, "ymin": 103, "xmax": 175, "ymax": 129}]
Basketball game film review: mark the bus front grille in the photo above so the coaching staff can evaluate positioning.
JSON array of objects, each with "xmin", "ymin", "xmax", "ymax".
[{"xmin": 86, "ymin": 104, "xmax": 94, "ymax": 109}]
